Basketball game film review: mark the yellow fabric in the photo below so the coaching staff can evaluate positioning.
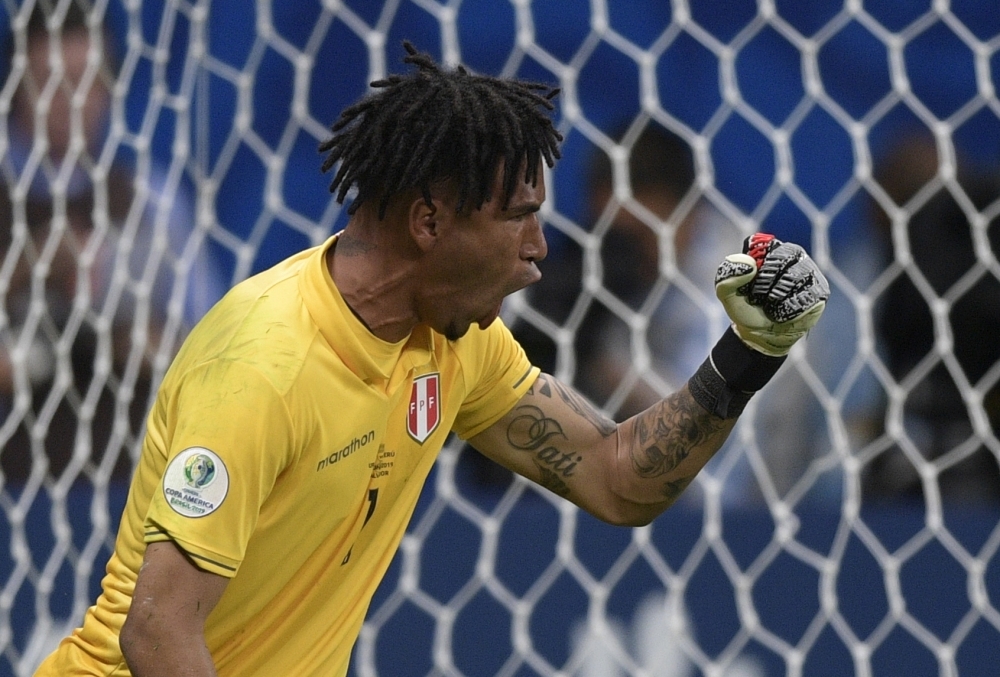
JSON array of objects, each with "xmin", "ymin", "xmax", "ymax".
[{"xmin": 35, "ymin": 236, "xmax": 538, "ymax": 677}]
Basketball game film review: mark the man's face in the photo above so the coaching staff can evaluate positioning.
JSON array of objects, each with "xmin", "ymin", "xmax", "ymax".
[{"xmin": 417, "ymin": 164, "xmax": 548, "ymax": 341}]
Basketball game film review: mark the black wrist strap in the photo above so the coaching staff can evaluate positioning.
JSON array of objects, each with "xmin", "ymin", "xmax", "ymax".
[{"xmin": 689, "ymin": 327, "xmax": 787, "ymax": 419}]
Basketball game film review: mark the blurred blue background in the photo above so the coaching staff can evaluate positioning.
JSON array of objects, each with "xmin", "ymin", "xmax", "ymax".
[{"xmin": 2, "ymin": 1, "xmax": 1000, "ymax": 675}]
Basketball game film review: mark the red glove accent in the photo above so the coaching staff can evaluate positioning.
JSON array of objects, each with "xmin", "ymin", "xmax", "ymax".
[{"xmin": 743, "ymin": 233, "xmax": 776, "ymax": 270}]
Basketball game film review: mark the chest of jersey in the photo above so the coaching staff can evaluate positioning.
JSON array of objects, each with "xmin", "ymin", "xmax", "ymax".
[{"xmin": 244, "ymin": 358, "xmax": 454, "ymax": 565}]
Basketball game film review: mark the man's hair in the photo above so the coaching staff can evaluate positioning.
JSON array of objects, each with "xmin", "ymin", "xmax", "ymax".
[{"xmin": 319, "ymin": 41, "xmax": 563, "ymax": 219}]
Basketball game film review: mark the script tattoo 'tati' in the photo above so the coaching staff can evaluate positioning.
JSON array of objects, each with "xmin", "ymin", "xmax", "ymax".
[{"xmin": 505, "ymin": 404, "xmax": 580, "ymax": 496}]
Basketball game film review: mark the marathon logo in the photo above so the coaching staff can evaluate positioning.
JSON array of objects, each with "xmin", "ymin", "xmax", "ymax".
[{"xmin": 317, "ymin": 430, "xmax": 376, "ymax": 471}]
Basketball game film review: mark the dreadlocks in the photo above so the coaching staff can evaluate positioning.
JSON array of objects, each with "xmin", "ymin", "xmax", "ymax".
[{"xmin": 318, "ymin": 41, "xmax": 563, "ymax": 219}]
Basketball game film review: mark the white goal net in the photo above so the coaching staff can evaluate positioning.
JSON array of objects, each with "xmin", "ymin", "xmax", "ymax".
[{"xmin": 3, "ymin": 0, "xmax": 1000, "ymax": 675}]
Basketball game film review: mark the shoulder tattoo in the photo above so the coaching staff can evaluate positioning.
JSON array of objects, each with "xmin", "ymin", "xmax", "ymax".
[{"xmin": 529, "ymin": 374, "xmax": 617, "ymax": 438}]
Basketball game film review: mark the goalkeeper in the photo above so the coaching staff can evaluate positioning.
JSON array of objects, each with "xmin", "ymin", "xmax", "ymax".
[{"xmin": 36, "ymin": 43, "xmax": 828, "ymax": 677}]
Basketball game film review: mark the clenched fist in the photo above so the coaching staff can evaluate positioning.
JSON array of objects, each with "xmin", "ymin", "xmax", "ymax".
[{"xmin": 715, "ymin": 233, "xmax": 829, "ymax": 357}]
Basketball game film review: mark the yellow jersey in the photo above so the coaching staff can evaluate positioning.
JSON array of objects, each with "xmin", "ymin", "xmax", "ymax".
[{"xmin": 35, "ymin": 236, "xmax": 538, "ymax": 676}]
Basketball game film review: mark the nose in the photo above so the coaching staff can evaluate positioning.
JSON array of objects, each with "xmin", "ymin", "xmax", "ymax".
[{"xmin": 521, "ymin": 217, "xmax": 548, "ymax": 263}]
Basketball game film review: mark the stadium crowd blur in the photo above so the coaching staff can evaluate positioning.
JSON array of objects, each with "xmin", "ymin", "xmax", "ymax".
[
  {"xmin": 0, "ymin": 4, "xmax": 224, "ymax": 484},
  {"xmin": 863, "ymin": 133, "xmax": 1000, "ymax": 502}
]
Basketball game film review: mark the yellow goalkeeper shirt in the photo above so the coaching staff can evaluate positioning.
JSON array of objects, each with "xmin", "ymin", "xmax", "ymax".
[{"xmin": 36, "ymin": 235, "xmax": 538, "ymax": 677}]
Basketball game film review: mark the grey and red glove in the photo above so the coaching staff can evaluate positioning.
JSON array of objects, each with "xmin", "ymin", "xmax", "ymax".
[
  {"xmin": 715, "ymin": 233, "xmax": 829, "ymax": 357},
  {"xmin": 689, "ymin": 233, "xmax": 829, "ymax": 418}
]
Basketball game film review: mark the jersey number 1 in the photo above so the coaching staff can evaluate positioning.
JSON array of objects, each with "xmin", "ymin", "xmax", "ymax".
[{"xmin": 341, "ymin": 488, "xmax": 379, "ymax": 566}]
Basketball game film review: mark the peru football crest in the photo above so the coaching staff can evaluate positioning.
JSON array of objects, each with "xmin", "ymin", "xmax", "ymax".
[{"xmin": 407, "ymin": 373, "xmax": 441, "ymax": 443}]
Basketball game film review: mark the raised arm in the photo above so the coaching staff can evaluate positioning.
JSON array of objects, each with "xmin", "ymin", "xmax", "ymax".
[
  {"xmin": 470, "ymin": 372, "xmax": 736, "ymax": 525},
  {"xmin": 470, "ymin": 234, "xmax": 829, "ymax": 526}
]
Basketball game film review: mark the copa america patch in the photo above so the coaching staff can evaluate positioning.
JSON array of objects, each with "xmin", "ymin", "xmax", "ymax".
[
  {"xmin": 162, "ymin": 447, "xmax": 229, "ymax": 518},
  {"xmin": 407, "ymin": 373, "xmax": 441, "ymax": 444}
]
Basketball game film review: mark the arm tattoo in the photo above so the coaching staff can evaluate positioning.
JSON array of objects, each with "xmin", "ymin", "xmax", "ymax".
[
  {"xmin": 630, "ymin": 391, "xmax": 727, "ymax": 479},
  {"xmin": 506, "ymin": 405, "xmax": 583, "ymax": 482},
  {"xmin": 531, "ymin": 374, "xmax": 617, "ymax": 438},
  {"xmin": 536, "ymin": 466, "xmax": 572, "ymax": 497}
]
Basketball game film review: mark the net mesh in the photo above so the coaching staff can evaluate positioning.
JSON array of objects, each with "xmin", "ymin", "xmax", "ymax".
[{"xmin": 3, "ymin": 0, "xmax": 1000, "ymax": 675}]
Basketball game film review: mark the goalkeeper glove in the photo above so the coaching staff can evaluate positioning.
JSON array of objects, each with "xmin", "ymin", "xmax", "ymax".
[
  {"xmin": 689, "ymin": 233, "xmax": 829, "ymax": 418},
  {"xmin": 715, "ymin": 233, "xmax": 829, "ymax": 357}
]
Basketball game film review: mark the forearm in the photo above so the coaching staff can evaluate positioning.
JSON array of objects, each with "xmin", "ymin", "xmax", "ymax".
[
  {"xmin": 605, "ymin": 325, "xmax": 788, "ymax": 518},
  {"xmin": 473, "ymin": 372, "xmax": 738, "ymax": 526},
  {"xmin": 610, "ymin": 384, "xmax": 736, "ymax": 518}
]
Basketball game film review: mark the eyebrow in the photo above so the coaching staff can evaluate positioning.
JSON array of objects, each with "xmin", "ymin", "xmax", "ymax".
[{"xmin": 504, "ymin": 202, "xmax": 543, "ymax": 217}]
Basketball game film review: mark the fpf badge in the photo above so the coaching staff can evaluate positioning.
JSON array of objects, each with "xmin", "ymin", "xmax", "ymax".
[{"xmin": 407, "ymin": 373, "xmax": 441, "ymax": 443}]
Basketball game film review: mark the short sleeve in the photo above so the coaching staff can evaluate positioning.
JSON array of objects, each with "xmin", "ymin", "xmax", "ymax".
[
  {"xmin": 144, "ymin": 360, "xmax": 296, "ymax": 577},
  {"xmin": 452, "ymin": 319, "xmax": 539, "ymax": 440}
]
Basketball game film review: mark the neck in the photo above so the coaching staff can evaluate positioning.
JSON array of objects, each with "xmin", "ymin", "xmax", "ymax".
[{"xmin": 329, "ymin": 213, "xmax": 420, "ymax": 343}]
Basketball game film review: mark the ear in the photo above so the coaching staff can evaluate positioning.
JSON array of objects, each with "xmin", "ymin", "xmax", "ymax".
[{"xmin": 408, "ymin": 195, "xmax": 448, "ymax": 252}]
